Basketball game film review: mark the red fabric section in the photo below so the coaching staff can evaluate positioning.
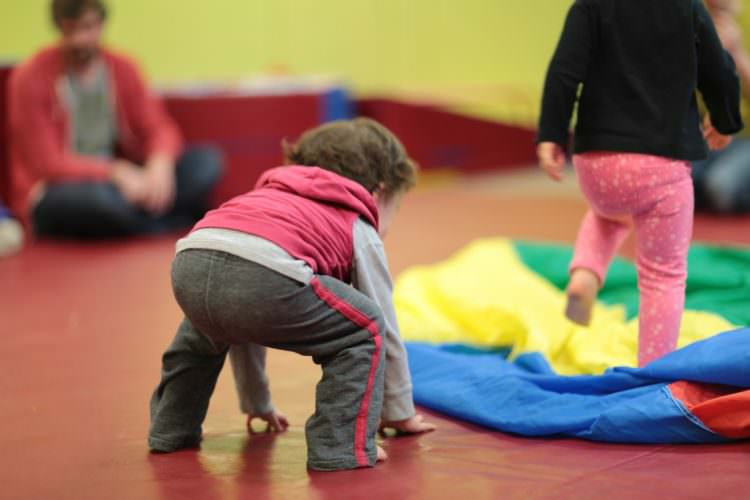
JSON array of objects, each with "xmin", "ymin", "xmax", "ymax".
[
  {"xmin": 669, "ymin": 381, "xmax": 750, "ymax": 439},
  {"xmin": 7, "ymin": 45, "xmax": 183, "ymax": 223},
  {"xmin": 311, "ymin": 277, "xmax": 382, "ymax": 468}
]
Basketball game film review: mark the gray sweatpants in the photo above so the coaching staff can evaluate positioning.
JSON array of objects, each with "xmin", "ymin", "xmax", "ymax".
[{"xmin": 149, "ymin": 249, "xmax": 385, "ymax": 471}]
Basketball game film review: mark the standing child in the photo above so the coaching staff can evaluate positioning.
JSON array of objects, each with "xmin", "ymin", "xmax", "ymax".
[
  {"xmin": 149, "ymin": 118, "xmax": 434, "ymax": 471},
  {"xmin": 537, "ymin": 0, "xmax": 743, "ymax": 366}
]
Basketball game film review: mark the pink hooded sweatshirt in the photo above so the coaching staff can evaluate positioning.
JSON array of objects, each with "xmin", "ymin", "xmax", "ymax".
[{"xmin": 193, "ymin": 165, "xmax": 379, "ymax": 282}]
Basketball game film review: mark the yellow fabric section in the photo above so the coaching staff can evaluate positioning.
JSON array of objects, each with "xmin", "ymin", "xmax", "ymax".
[{"xmin": 394, "ymin": 239, "xmax": 734, "ymax": 375}]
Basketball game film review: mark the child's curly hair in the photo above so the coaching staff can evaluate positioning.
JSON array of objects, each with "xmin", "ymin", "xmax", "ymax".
[{"xmin": 283, "ymin": 118, "xmax": 418, "ymax": 198}]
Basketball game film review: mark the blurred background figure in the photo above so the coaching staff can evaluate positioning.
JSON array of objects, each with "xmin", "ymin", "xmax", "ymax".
[
  {"xmin": 7, "ymin": 0, "xmax": 223, "ymax": 239},
  {"xmin": 693, "ymin": 0, "xmax": 750, "ymax": 213}
]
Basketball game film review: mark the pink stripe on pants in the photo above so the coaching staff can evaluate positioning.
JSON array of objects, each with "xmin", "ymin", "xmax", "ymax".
[{"xmin": 570, "ymin": 152, "xmax": 694, "ymax": 367}]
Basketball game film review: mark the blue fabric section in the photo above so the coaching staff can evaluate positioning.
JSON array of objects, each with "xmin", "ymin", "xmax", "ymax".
[
  {"xmin": 320, "ymin": 88, "xmax": 354, "ymax": 122},
  {"xmin": 407, "ymin": 328, "xmax": 750, "ymax": 443}
]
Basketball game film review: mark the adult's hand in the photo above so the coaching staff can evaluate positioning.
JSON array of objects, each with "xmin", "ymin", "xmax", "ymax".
[
  {"xmin": 142, "ymin": 155, "xmax": 176, "ymax": 215},
  {"xmin": 111, "ymin": 160, "xmax": 148, "ymax": 205}
]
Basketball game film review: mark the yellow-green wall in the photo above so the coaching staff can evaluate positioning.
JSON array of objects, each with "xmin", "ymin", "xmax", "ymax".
[
  {"xmin": 0, "ymin": 0, "xmax": 571, "ymax": 91},
  {"xmin": 3, "ymin": 0, "xmax": 750, "ymax": 125}
]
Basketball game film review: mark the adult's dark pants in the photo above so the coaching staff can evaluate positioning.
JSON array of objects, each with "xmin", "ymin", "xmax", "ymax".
[{"xmin": 32, "ymin": 146, "xmax": 223, "ymax": 238}]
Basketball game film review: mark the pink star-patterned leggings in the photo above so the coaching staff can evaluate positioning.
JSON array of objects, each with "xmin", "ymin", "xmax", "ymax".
[{"xmin": 570, "ymin": 152, "xmax": 694, "ymax": 367}]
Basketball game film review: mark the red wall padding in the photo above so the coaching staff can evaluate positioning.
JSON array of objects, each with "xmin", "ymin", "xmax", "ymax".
[
  {"xmin": 357, "ymin": 98, "xmax": 537, "ymax": 172},
  {"xmin": 164, "ymin": 94, "xmax": 326, "ymax": 206}
]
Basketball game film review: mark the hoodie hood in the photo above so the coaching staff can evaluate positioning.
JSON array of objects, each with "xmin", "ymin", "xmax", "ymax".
[{"xmin": 256, "ymin": 166, "xmax": 379, "ymax": 230}]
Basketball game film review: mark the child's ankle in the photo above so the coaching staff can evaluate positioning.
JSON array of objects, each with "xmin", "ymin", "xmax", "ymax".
[
  {"xmin": 568, "ymin": 268, "xmax": 600, "ymax": 295},
  {"xmin": 565, "ymin": 268, "xmax": 600, "ymax": 326}
]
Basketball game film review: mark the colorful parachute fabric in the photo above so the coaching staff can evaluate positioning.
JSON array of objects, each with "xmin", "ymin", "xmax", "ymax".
[{"xmin": 395, "ymin": 239, "xmax": 750, "ymax": 442}]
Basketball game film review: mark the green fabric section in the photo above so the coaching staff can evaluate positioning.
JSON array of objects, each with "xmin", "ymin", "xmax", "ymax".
[{"xmin": 513, "ymin": 241, "xmax": 750, "ymax": 326}]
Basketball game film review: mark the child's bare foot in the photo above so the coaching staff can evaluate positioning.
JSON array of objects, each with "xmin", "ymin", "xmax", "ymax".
[
  {"xmin": 379, "ymin": 414, "xmax": 436, "ymax": 436},
  {"xmin": 565, "ymin": 268, "xmax": 599, "ymax": 326},
  {"xmin": 377, "ymin": 445, "xmax": 388, "ymax": 463}
]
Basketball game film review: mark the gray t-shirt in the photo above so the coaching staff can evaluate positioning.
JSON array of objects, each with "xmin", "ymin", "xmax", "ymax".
[
  {"xmin": 63, "ymin": 62, "xmax": 116, "ymax": 159},
  {"xmin": 176, "ymin": 220, "xmax": 415, "ymax": 421}
]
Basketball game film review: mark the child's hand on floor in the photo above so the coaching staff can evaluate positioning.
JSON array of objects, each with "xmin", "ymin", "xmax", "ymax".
[
  {"xmin": 379, "ymin": 414, "xmax": 436, "ymax": 436},
  {"xmin": 537, "ymin": 142, "xmax": 566, "ymax": 181},
  {"xmin": 247, "ymin": 410, "xmax": 290, "ymax": 433}
]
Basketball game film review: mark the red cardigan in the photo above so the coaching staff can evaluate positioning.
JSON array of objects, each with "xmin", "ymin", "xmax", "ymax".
[{"xmin": 7, "ymin": 45, "xmax": 183, "ymax": 223}]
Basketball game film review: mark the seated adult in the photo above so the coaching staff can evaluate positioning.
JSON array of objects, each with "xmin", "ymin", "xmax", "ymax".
[
  {"xmin": 8, "ymin": 0, "xmax": 222, "ymax": 238},
  {"xmin": 693, "ymin": 0, "xmax": 750, "ymax": 213}
]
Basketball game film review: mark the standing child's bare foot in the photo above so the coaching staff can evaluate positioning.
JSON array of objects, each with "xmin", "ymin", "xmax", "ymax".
[
  {"xmin": 565, "ymin": 268, "xmax": 599, "ymax": 326},
  {"xmin": 377, "ymin": 445, "xmax": 388, "ymax": 463}
]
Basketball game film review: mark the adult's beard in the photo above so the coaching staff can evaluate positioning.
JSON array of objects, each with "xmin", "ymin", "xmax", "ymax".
[{"xmin": 69, "ymin": 47, "xmax": 98, "ymax": 66}]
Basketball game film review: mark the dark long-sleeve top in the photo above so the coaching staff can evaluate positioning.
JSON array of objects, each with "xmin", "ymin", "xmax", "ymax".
[{"xmin": 538, "ymin": 0, "xmax": 744, "ymax": 161}]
